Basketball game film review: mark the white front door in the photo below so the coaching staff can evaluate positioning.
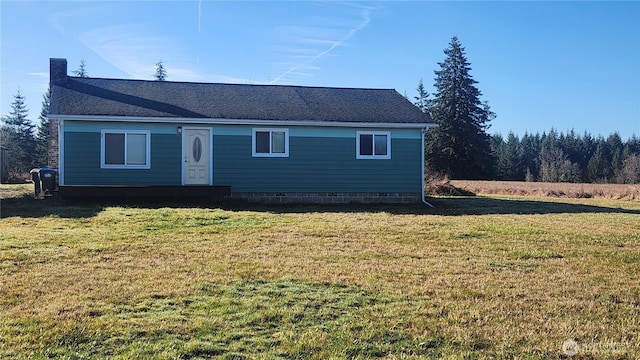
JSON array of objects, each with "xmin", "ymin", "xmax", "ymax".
[{"xmin": 184, "ymin": 128, "xmax": 211, "ymax": 185}]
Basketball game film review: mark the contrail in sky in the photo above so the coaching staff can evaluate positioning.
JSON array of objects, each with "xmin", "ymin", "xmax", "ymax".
[{"xmin": 269, "ymin": 9, "xmax": 372, "ymax": 84}]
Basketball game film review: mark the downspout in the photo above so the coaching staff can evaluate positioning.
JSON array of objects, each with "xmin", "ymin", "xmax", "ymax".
[{"xmin": 421, "ymin": 128, "xmax": 434, "ymax": 208}]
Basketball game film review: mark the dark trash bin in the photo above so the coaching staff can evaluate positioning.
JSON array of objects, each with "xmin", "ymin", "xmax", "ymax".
[
  {"xmin": 38, "ymin": 168, "xmax": 57, "ymax": 196},
  {"xmin": 30, "ymin": 168, "xmax": 41, "ymax": 197}
]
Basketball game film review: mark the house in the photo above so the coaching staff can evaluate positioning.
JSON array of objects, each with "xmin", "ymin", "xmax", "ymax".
[{"xmin": 48, "ymin": 58, "xmax": 435, "ymax": 203}]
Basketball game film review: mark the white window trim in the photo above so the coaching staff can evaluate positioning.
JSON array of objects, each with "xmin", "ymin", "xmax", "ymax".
[
  {"xmin": 100, "ymin": 130, "xmax": 151, "ymax": 169},
  {"xmin": 356, "ymin": 131, "xmax": 391, "ymax": 159},
  {"xmin": 252, "ymin": 128, "xmax": 289, "ymax": 157}
]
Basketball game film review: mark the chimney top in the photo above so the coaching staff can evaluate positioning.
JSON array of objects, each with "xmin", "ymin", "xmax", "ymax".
[{"xmin": 50, "ymin": 58, "xmax": 68, "ymax": 86}]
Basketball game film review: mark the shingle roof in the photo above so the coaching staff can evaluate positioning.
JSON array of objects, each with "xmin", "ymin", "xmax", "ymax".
[{"xmin": 49, "ymin": 77, "xmax": 432, "ymax": 125}]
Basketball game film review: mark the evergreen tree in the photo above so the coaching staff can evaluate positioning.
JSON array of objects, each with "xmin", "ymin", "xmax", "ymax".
[
  {"xmin": 579, "ymin": 131, "xmax": 597, "ymax": 177},
  {"xmin": 624, "ymin": 135, "xmax": 640, "ymax": 155},
  {"xmin": 520, "ymin": 132, "xmax": 541, "ymax": 181},
  {"xmin": 489, "ymin": 133, "xmax": 504, "ymax": 178},
  {"xmin": 587, "ymin": 143, "xmax": 612, "ymax": 182},
  {"xmin": 414, "ymin": 79, "xmax": 430, "ymax": 114},
  {"xmin": 1, "ymin": 88, "xmax": 36, "ymax": 176},
  {"xmin": 538, "ymin": 130, "xmax": 561, "ymax": 182},
  {"xmin": 154, "ymin": 60, "xmax": 167, "ymax": 81},
  {"xmin": 538, "ymin": 129, "xmax": 580, "ymax": 182},
  {"xmin": 73, "ymin": 59, "xmax": 88, "ymax": 77},
  {"xmin": 561, "ymin": 129, "xmax": 586, "ymax": 180},
  {"xmin": 35, "ymin": 87, "xmax": 51, "ymax": 167},
  {"xmin": 498, "ymin": 132, "xmax": 523, "ymax": 180},
  {"xmin": 606, "ymin": 132, "xmax": 624, "ymax": 174},
  {"xmin": 425, "ymin": 36, "xmax": 494, "ymax": 179}
]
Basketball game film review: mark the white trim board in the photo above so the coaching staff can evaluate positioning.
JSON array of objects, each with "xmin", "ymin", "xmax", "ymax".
[{"xmin": 49, "ymin": 114, "xmax": 436, "ymax": 130}]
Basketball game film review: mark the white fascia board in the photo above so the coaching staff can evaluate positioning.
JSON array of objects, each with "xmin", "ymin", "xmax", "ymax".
[{"xmin": 49, "ymin": 114, "xmax": 436, "ymax": 129}]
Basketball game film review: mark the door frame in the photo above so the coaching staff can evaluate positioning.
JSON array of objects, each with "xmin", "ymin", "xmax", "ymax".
[{"xmin": 181, "ymin": 127, "xmax": 213, "ymax": 185}]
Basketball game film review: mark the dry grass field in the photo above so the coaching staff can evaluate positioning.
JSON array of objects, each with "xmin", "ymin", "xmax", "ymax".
[
  {"xmin": 1, "ymin": 183, "xmax": 639, "ymax": 359},
  {"xmin": 450, "ymin": 180, "xmax": 640, "ymax": 200}
]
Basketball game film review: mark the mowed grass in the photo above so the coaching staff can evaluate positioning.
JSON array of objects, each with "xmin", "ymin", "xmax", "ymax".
[{"xmin": 1, "ymin": 184, "xmax": 639, "ymax": 359}]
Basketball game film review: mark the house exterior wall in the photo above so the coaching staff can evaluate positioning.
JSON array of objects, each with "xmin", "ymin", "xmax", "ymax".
[
  {"xmin": 213, "ymin": 134, "xmax": 420, "ymax": 192},
  {"xmin": 63, "ymin": 138, "xmax": 181, "ymax": 186},
  {"xmin": 61, "ymin": 120, "xmax": 424, "ymax": 200}
]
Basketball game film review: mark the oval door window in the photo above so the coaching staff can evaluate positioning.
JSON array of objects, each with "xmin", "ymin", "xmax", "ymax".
[{"xmin": 192, "ymin": 137, "xmax": 202, "ymax": 163}]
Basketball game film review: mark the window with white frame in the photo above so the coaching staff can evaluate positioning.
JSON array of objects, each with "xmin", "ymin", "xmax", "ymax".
[
  {"xmin": 101, "ymin": 130, "xmax": 151, "ymax": 169},
  {"xmin": 356, "ymin": 131, "xmax": 391, "ymax": 159},
  {"xmin": 252, "ymin": 128, "xmax": 289, "ymax": 157}
]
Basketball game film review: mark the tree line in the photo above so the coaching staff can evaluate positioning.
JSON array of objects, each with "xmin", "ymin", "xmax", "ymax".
[
  {"xmin": 491, "ymin": 130, "xmax": 640, "ymax": 184},
  {"xmin": 417, "ymin": 36, "xmax": 639, "ymax": 184}
]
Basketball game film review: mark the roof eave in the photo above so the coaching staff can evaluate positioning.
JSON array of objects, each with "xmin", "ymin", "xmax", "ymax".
[{"xmin": 48, "ymin": 114, "xmax": 436, "ymax": 129}]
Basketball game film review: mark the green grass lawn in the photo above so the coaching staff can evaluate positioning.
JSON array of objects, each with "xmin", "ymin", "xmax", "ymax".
[{"xmin": 1, "ymin": 184, "xmax": 639, "ymax": 359}]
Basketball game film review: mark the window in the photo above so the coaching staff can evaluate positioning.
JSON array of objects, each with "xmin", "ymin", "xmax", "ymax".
[
  {"xmin": 356, "ymin": 131, "xmax": 391, "ymax": 159},
  {"xmin": 101, "ymin": 130, "xmax": 151, "ymax": 169},
  {"xmin": 252, "ymin": 128, "xmax": 289, "ymax": 157}
]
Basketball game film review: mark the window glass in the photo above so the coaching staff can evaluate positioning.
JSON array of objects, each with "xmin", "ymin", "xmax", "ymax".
[
  {"xmin": 255, "ymin": 131, "xmax": 270, "ymax": 153},
  {"xmin": 127, "ymin": 133, "xmax": 147, "ymax": 165},
  {"xmin": 374, "ymin": 134, "xmax": 387, "ymax": 156},
  {"xmin": 271, "ymin": 131, "xmax": 286, "ymax": 153},
  {"xmin": 359, "ymin": 134, "xmax": 373, "ymax": 156},
  {"xmin": 104, "ymin": 133, "xmax": 125, "ymax": 165},
  {"xmin": 102, "ymin": 131, "xmax": 150, "ymax": 168},
  {"xmin": 253, "ymin": 129, "xmax": 288, "ymax": 157},
  {"xmin": 357, "ymin": 131, "xmax": 391, "ymax": 159}
]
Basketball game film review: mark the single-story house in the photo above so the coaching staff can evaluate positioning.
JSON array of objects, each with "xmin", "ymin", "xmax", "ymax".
[{"xmin": 48, "ymin": 58, "xmax": 436, "ymax": 203}]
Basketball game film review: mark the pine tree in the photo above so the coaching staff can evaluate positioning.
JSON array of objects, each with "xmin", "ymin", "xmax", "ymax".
[
  {"xmin": 1, "ymin": 88, "xmax": 36, "ymax": 176},
  {"xmin": 73, "ymin": 59, "xmax": 88, "ymax": 77},
  {"xmin": 607, "ymin": 132, "xmax": 624, "ymax": 174},
  {"xmin": 587, "ymin": 142, "xmax": 612, "ymax": 182},
  {"xmin": 154, "ymin": 60, "xmax": 167, "ymax": 81},
  {"xmin": 425, "ymin": 36, "xmax": 495, "ymax": 179},
  {"xmin": 35, "ymin": 87, "xmax": 51, "ymax": 167},
  {"xmin": 414, "ymin": 79, "xmax": 430, "ymax": 114},
  {"xmin": 520, "ymin": 132, "xmax": 541, "ymax": 181},
  {"xmin": 496, "ymin": 132, "xmax": 523, "ymax": 180}
]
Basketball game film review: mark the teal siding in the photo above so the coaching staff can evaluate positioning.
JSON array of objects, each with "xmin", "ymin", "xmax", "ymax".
[
  {"xmin": 214, "ymin": 135, "xmax": 421, "ymax": 192},
  {"xmin": 64, "ymin": 132, "xmax": 181, "ymax": 185},
  {"xmin": 62, "ymin": 122, "xmax": 422, "ymax": 192}
]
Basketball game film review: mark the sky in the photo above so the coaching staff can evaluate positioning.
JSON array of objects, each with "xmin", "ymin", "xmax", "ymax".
[{"xmin": 1, "ymin": 0, "xmax": 639, "ymax": 140}]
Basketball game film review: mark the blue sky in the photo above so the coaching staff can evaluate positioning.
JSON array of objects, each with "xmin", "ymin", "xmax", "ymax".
[{"xmin": 1, "ymin": 1, "xmax": 639, "ymax": 139}]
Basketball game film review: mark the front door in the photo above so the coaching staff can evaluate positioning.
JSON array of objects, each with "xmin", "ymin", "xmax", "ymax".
[{"xmin": 184, "ymin": 128, "xmax": 211, "ymax": 185}]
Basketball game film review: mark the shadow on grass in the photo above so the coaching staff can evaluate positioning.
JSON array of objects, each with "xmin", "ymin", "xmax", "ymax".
[
  {"xmin": 2, "ymin": 193, "xmax": 638, "ymax": 219},
  {"xmin": 425, "ymin": 196, "xmax": 640, "ymax": 216},
  {"xmin": 0, "ymin": 194, "xmax": 103, "ymax": 219},
  {"xmin": 229, "ymin": 196, "xmax": 640, "ymax": 216}
]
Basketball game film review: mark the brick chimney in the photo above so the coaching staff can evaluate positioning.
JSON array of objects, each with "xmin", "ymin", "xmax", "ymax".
[
  {"xmin": 50, "ymin": 58, "xmax": 68, "ymax": 86},
  {"xmin": 48, "ymin": 58, "xmax": 66, "ymax": 170}
]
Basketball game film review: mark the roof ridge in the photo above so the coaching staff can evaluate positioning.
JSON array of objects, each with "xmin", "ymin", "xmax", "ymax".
[{"xmin": 69, "ymin": 76, "xmax": 396, "ymax": 92}]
